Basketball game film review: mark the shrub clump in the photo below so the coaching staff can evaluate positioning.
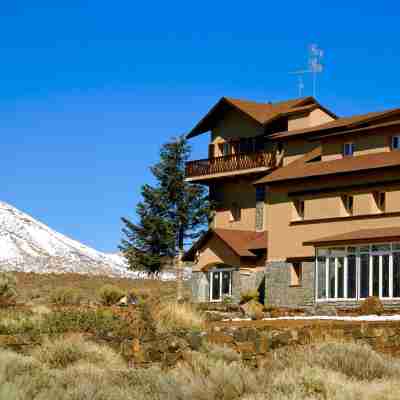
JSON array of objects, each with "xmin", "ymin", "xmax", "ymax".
[
  {"xmin": 0, "ymin": 273, "xmax": 17, "ymax": 306},
  {"xmin": 50, "ymin": 288, "xmax": 84, "ymax": 306},
  {"xmin": 359, "ymin": 296, "xmax": 384, "ymax": 315},
  {"xmin": 240, "ymin": 289, "xmax": 259, "ymax": 304},
  {"xmin": 31, "ymin": 335, "xmax": 125, "ymax": 369},
  {"xmin": 98, "ymin": 285, "xmax": 125, "ymax": 306},
  {"xmin": 153, "ymin": 301, "xmax": 204, "ymax": 333}
]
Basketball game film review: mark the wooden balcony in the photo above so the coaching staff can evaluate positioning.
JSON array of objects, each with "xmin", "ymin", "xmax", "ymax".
[{"xmin": 185, "ymin": 151, "xmax": 277, "ymax": 181}]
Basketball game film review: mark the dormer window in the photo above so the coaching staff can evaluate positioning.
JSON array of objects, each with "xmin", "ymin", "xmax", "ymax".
[
  {"xmin": 343, "ymin": 143, "xmax": 354, "ymax": 157},
  {"xmin": 342, "ymin": 195, "xmax": 354, "ymax": 215},
  {"xmin": 392, "ymin": 136, "xmax": 400, "ymax": 150}
]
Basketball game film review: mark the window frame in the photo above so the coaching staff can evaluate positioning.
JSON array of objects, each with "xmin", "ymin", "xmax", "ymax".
[
  {"xmin": 343, "ymin": 142, "xmax": 354, "ymax": 157},
  {"xmin": 209, "ymin": 269, "xmax": 233, "ymax": 302},
  {"xmin": 392, "ymin": 136, "xmax": 400, "ymax": 151},
  {"xmin": 316, "ymin": 243, "xmax": 400, "ymax": 302},
  {"xmin": 342, "ymin": 194, "xmax": 354, "ymax": 215}
]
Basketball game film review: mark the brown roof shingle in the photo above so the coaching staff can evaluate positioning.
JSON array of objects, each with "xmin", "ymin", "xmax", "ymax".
[
  {"xmin": 187, "ymin": 96, "xmax": 336, "ymax": 138},
  {"xmin": 270, "ymin": 108, "xmax": 399, "ymax": 141},
  {"xmin": 255, "ymin": 150, "xmax": 400, "ymax": 185},
  {"xmin": 304, "ymin": 227, "xmax": 400, "ymax": 246},
  {"xmin": 183, "ymin": 228, "xmax": 268, "ymax": 261}
]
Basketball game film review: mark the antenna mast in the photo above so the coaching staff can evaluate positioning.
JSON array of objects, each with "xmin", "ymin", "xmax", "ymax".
[{"xmin": 290, "ymin": 44, "xmax": 324, "ymax": 97}]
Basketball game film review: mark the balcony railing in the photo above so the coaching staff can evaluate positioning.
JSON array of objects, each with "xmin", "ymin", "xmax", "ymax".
[{"xmin": 185, "ymin": 151, "xmax": 277, "ymax": 179}]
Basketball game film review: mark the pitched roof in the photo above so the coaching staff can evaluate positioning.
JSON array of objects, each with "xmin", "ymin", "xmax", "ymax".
[
  {"xmin": 270, "ymin": 108, "xmax": 400, "ymax": 141},
  {"xmin": 255, "ymin": 150, "xmax": 400, "ymax": 185},
  {"xmin": 182, "ymin": 228, "xmax": 268, "ymax": 261},
  {"xmin": 303, "ymin": 227, "xmax": 400, "ymax": 247},
  {"xmin": 186, "ymin": 96, "xmax": 336, "ymax": 138}
]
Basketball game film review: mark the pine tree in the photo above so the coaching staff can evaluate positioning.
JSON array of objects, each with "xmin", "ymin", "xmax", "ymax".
[
  {"xmin": 119, "ymin": 185, "xmax": 175, "ymax": 273},
  {"xmin": 151, "ymin": 136, "xmax": 210, "ymax": 253},
  {"xmin": 120, "ymin": 136, "xmax": 210, "ymax": 273}
]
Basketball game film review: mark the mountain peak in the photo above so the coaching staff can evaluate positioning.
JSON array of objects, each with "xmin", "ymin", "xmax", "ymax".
[{"xmin": 0, "ymin": 201, "xmax": 130, "ymax": 277}]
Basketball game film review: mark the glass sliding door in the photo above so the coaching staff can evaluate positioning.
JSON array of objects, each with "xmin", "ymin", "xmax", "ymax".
[
  {"xmin": 372, "ymin": 255, "xmax": 380, "ymax": 297},
  {"xmin": 382, "ymin": 254, "xmax": 390, "ymax": 298},
  {"xmin": 393, "ymin": 252, "xmax": 400, "ymax": 298},
  {"xmin": 347, "ymin": 254, "xmax": 357, "ymax": 299},
  {"xmin": 210, "ymin": 270, "xmax": 232, "ymax": 301},
  {"xmin": 317, "ymin": 244, "xmax": 400, "ymax": 302},
  {"xmin": 337, "ymin": 257, "xmax": 345, "ymax": 298},
  {"xmin": 328, "ymin": 258, "xmax": 336, "ymax": 299},
  {"xmin": 360, "ymin": 253, "xmax": 370, "ymax": 299},
  {"xmin": 211, "ymin": 272, "xmax": 221, "ymax": 301}
]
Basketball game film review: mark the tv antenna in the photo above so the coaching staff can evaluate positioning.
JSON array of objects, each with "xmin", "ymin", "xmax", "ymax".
[{"xmin": 290, "ymin": 44, "xmax": 324, "ymax": 97}]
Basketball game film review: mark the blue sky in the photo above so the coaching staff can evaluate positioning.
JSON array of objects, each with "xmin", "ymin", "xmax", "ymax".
[{"xmin": 1, "ymin": 2, "xmax": 399, "ymax": 252}]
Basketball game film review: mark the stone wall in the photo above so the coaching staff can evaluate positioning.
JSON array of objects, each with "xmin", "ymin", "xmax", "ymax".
[
  {"xmin": 131, "ymin": 320, "xmax": 400, "ymax": 367},
  {"xmin": 265, "ymin": 261, "xmax": 314, "ymax": 308}
]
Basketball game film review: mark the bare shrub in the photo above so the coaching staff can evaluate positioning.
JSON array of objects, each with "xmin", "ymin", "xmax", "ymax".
[
  {"xmin": 0, "ymin": 273, "xmax": 17, "ymax": 306},
  {"xmin": 359, "ymin": 296, "xmax": 384, "ymax": 315},
  {"xmin": 240, "ymin": 289, "xmax": 259, "ymax": 304},
  {"xmin": 202, "ymin": 343, "xmax": 241, "ymax": 363},
  {"xmin": 153, "ymin": 301, "xmax": 204, "ymax": 333},
  {"xmin": 98, "ymin": 285, "xmax": 125, "ymax": 306},
  {"xmin": 31, "ymin": 335, "xmax": 125, "ymax": 369},
  {"xmin": 50, "ymin": 288, "xmax": 84, "ymax": 306},
  {"xmin": 311, "ymin": 342, "xmax": 400, "ymax": 380}
]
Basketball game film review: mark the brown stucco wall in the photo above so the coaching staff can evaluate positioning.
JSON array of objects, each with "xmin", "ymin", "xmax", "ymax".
[
  {"xmin": 195, "ymin": 235, "xmax": 240, "ymax": 271},
  {"xmin": 282, "ymin": 140, "xmax": 318, "ymax": 166},
  {"xmin": 267, "ymin": 183, "xmax": 400, "ymax": 261},
  {"xmin": 213, "ymin": 179, "xmax": 257, "ymax": 231},
  {"xmin": 321, "ymin": 125, "xmax": 399, "ymax": 161},
  {"xmin": 212, "ymin": 109, "xmax": 262, "ymax": 143}
]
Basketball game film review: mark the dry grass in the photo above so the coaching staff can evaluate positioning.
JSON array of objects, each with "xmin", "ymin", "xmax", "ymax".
[
  {"xmin": 12, "ymin": 271, "xmax": 188, "ymax": 305},
  {"xmin": 1, "ymin": 340, "xmax": 400, "ymax": 399},
  {"xmin": 31, "ymin": 335, "xmax": 125, "ymax": 369},
  {"xmin": 153, "ymin": 301, "xmax": 205, "ymax": 333}
]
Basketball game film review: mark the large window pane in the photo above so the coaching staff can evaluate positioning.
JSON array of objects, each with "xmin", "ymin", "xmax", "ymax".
[
  {"xmin": 347, "ymin": 255, "xmax": 357, "ymax": 298},
  {"xmin": 221, "ymin": 271, "xmax": 231, "ymax": 296},
  {"xmin": 329, "ymin": 258, "xmax": 336, "ymax": 298},
  {"xmin": 394, "ymin": 253, "xmax": 400, "ymax": 297},
  {"xmin": 372, "ymin": 255, "xmax": 380, "ymax": 297},
  {"xmin": 360, "ymin": 254, "xmax": 370, "ymax": 298},
  {"xmin": 317, "ymin": 257, "xmax": 326, "ymax": 299},
  {"xmin": 382, "ymin": 255, "xmax": 390, "ymax": 298},
  {"xmin": 211, "ymin": 272, "xmax": 220, "ymax": 300},
  {"xmin": 337, "ymin": 257, "xmax": 344, "ymax": 298}
]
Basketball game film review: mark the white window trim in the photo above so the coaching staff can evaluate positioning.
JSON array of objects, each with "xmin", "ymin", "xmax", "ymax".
[
  {"xmin": 209, "ymin": 270, "xmax": 232, "ymax": 302},
  {"xmin": 315, "ymin": 243, "xmax": 400, "ymax": 302}
]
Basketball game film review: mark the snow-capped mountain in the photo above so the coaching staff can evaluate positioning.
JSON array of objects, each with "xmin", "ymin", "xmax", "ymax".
[{"xmin": 0, "ymin": 201, "xmax": 133, "ymax": 277}]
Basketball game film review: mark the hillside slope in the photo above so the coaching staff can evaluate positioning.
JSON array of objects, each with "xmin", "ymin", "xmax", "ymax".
[{"xmin": 0, "ymin": 201, "xmax": 132, "ymax": 277}]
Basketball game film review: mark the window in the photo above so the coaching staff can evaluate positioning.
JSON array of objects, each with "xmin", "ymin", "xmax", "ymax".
[
  {"xmin": 374, "ymin": 191, "xmax": 386, "ymax": 212},
  {"xmin": 294, "ymin": 199, "xmax": 305, "ymax": 220},
  {"xmin": 392, "ymin": 136, "xmax": 400, "ymax": 150},
  {"xmin": 316, "ymin": 244, "xmax": 400, "ymax": 301},
  {"xmin": 343, "ymin": 142, "xmax": 354, "ymax": 157},
  {"xmin": 219, "ymin": 142, "xmax": 231, "ymax": 156},
  {"xmin": 210, "ymin": 270, "xmax": 232, "ymax": 301},
  {"xmin": 229, "ymin": 202, "xmax": 241, "ymax": 222},
  {"xmin": 342, "ymin": 195, "xmax": 354, "ymax": 215},
  {"xmin": 290, "ymin": 263, "xmax": 302, "ymax": 286}
]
